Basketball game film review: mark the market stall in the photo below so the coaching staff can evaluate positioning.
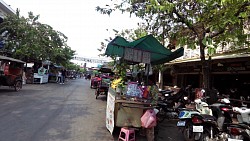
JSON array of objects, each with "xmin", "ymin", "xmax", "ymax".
[
  {"xmin": 33, "ymin": 67, "xmax": 49, "ymax": 84},
  {"xmin": 33, "ymin": 61, "xmax": 50, "ymax": 84},
  {"xmin": 48, "ymin": 64, "xmax": 62, "ymax": 83},
  {"xmin": 104, "ymin": 35, "xmax": 184, "ymax": 140}
]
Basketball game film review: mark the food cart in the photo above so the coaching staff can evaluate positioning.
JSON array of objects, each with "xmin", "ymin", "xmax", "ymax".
[
  {"xmin": 33, "ymin": 61, "xmax": 50, "ymax": 84},
  {"xmin": 104, "ymin": 35, "xmax": 184, "ymax": 140}
]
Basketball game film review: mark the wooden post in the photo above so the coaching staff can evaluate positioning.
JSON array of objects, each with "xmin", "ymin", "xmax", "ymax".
[{"xmin": 146, "ymin": 127, "xmax": 154, "ymax": 141}]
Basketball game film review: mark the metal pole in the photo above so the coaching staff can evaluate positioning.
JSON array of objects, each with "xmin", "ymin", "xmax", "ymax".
[{"xmin": 146, "ymin": 63, "xmax": 149, "ymax": 86}]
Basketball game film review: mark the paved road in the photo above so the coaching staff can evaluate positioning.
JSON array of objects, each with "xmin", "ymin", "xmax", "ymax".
[{"xmin": 0, "ymin": 78, "xmax": 185, "ymax": 141}]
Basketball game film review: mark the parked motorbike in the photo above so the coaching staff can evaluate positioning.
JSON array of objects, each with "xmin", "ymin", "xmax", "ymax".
[
  {"xmin": 156, "ymin": 87, "xmax": 190, "ymax": 122},
  {"xmin": 226, "ymin": 106, "xmax": 250, "ymax": 141},
  {"xmin": 85, "ymin": 74, "xmax": 91, "ymax": 80},
  {"xmin": 177, "ymin": 94, "xmax": 212, "ymax": 141},
  {"xmin": 155, "ymin": 87, "xmax": 190, "ymax": 137},
  {"xmin": 190, "ymin": 96, "xmax": 233, "ymax": 141},
  {"xmin": 227, "ymin": 123, "xmax": 250, "ymax": 141},
  {"xmin": 158, "ymin": 89, "xmax": 174, "ymax": 101}
]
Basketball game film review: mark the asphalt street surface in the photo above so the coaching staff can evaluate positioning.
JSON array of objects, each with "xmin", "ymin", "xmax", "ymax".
[{"xmin": 0, "ymin": 78, "xmax": 184, "ymax": 141}]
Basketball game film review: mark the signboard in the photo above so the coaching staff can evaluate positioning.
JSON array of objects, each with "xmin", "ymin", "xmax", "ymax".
[
  {"xmin": 106, "ymin": 92, "xmax": 115, "ymax": 134},
  {"xmin": 126, "ymin": 82, "xmax": 143, "ymax": 98},
  {"xmin": 124, "ymin": 48, "xmax": 151, "ymax": 63},
  {"xmin": 132, "ymin": 49, "xmax": 142, "ymax": 62},
  {"xmin": 142, "ymin": 51, "xmax": 151, "ymax": 64},
  {"xmin": 124, "ymin": 48, "xmax": 134, "ymax": 61}
]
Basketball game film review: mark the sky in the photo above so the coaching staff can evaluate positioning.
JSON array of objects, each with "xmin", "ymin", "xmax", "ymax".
[{"xmin": 3, "ymin": 0, "xmax": 141, "ymax": 59}]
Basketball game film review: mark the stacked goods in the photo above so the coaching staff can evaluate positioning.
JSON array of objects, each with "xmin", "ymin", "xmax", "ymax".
[{"xmin": 111, "ymin": 77, "xmax": 123, "ymax": 89}]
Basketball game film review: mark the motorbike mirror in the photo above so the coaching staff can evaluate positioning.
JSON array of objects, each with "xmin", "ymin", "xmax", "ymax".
[
  {"xmin": 221, "ymin": 98, "xmax": 230, "ymax": 104},
  {"xmin": 201, "ymin": 89, "xmax": 205, "ymax": 93},
  {"xmin": 154, "ymin": 108, "xmax": 159, "ymax": 114}
]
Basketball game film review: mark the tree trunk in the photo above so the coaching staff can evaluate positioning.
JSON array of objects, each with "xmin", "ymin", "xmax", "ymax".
[
  {"xmin": 158, "ymin": 70, "xmax": 163, "ymax": 89},
  {"xmin": 199, "ymin": 40, "xmax": 211, "ymax": 90}
]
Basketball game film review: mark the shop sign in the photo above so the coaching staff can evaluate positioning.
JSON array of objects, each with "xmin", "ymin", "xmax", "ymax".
[
  {"xmin": 124, "ymin": 48, "xmax": 151, "ymax": 63},
  {"xmin": 227, "ymin": 67, "xmax": 246, "ymax": 72},
  {"xmin": 106, "ymin": 92, "xmax": 115, "ymax": 134},
  {"xmin": 194, "ymin": 68, "xmax": 201, "ymax": 72}
]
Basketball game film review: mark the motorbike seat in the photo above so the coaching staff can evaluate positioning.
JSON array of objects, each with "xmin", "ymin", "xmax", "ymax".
[
  {"xmin": 179, "ymin": 108, "xmax": 197, "ymax": 111},
  {"xmin": 160, "ymin": 89, "xmax": 174, "ymax": 93},
  {"xmin": 200, "ymin": 114, "xmax": 217, "ymax": 121},
  {"xmin": 227, "ymin": 123, "xmax": 250, "ymax": 130}
]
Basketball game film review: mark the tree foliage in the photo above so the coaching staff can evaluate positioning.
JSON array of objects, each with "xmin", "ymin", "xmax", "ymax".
[
  {"xmin": 97, "ymin": 23, "xmax": 148, "ymax": 57},
  {"xmin": 0, "ymin": 9, "xmax": 75, "ymax": 66},
  {"xmin": 97, "ymin": 0, "xmax": 250, "ymax": 89}
]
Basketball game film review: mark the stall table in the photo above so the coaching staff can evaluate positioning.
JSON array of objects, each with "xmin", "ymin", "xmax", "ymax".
[
  {"xmin": 106, "ymin": 88, "xmax": 155, "ymax": 141},
  {"xmin": 33, "ymin": 73, "xmax": 49, "ymax": 84}
]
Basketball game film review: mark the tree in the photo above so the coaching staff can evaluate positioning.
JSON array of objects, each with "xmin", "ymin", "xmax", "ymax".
[
  {"xmin": 97, "ymin": 0, "xmax": 250, "ymax": 89},
  {"xmin": 65, "ymin": 62, "xmax": 81, "ymax": 71},
  {"xmin": 0, "ymin": 9, "xmax": 75, "ymax": 65}
]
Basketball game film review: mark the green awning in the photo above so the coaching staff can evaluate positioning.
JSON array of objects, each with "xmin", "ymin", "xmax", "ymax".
[
  {"xmin": 105, "ymin": 35, "xmax": 184, "ymax": 65},
  {"xmin": 105, "ymin": 36, "xmax": 129, "ymax": 57}
]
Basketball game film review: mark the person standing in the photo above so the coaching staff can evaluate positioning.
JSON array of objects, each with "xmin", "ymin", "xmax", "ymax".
[
  {"xmin": 61, "ymin": 68, "xmax": 67, "ymax": 84},
  {"xmin": 57, "ymin": 70, "xmax": 62, "ymax": 84}
]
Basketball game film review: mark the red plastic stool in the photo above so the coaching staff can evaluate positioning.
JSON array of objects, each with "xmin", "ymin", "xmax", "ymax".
[{"xmin": 118, "ymin": 127, "xmax": 135, "ymax": 141}]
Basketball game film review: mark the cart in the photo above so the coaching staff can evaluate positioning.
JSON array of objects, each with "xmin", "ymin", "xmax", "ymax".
[
  {"xmin": 106, "ymin": 88, "xmax": 155, "ymax": 140},
  {"xmin": 95, "ymin": 76, "xmax": 110, "ymax": 99},
  {"xmin": 90, "ymin": 76, "xmax": 101, "ymax": 89},
  {"xmin": 0, "ymin": 55, "xmax": 25, "ymax": 91}
]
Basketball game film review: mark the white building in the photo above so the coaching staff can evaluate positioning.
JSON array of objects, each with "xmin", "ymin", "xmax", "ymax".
[{"xmin": 0, "ymin": 0, "xmax": 15, "ymax": 20}]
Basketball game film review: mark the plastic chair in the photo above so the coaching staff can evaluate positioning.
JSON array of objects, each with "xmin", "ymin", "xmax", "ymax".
[{"xmin": 118, "ymin": 127, "xmax": 135, "ymax": 141}]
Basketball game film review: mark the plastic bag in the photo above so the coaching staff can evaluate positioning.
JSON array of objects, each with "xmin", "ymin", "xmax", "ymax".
[{"xmin": 141, "ymin": 109, "xmax": 157, "ymax": 128}]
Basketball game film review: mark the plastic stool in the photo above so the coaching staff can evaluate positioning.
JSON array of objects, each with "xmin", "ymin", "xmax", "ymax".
[{"xmin": 118, "ymin": 127, "xmax": 135, "ymax": 141}]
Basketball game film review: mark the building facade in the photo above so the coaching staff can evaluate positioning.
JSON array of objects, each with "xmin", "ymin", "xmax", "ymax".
[{"xmin": 0, "ymin": 0, "xmax": 15, "ymax": 20}]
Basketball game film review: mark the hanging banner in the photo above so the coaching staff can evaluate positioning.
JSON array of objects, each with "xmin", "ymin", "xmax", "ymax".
[
  {"xmin": 132, "ymin": 49, "xmax": 142, "ymax": 62},
  {"xmin": 124, "ymin": 48, "xmax": 134, "ymax": 61},
  {"xmin": 124, "ymin": 48, "xmax": 150, "ymax": 63},
  {"xmin": 142, "ymin": 51, "xmax": 151, "ymax": 64}
]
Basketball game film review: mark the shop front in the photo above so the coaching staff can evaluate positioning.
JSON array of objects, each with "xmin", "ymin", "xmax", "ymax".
[{"xmin": 164, "ymin": 53, "xmax": 250, "ymax": 102}]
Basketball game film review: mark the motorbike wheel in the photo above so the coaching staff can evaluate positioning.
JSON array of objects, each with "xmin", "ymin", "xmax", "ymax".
[
  {"xmin": 156, "ymin": 108, "xmax": 165, "ymax": 123},
  {"xmin": 198, "ymin": 128, "xmax": 212, "ymax": 141},
  {"xmin": 14, "ymin": 80, "xmax": 22, "ymax": 91},
  {"xmin": 183, "ymin": 121, "xmax": 194, "ymax": 141},
  {"xmin": 95, "ymin": 89, "xmax": 99, "ymax": 99}
]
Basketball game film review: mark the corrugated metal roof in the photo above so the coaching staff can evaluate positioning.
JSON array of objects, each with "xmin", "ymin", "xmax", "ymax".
[
  {"xmin": 166, "ymin": 53, "xmax": 250, "ymax": 65},
  {"xmin": 0, "ymin": 55, "xmax": 25, "ymax": 63}
]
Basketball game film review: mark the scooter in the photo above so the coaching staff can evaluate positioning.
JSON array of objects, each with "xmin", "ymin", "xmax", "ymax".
[
  {"xmin": 177, "ymin": 94, "xmax": 212, "ymax": 141},
  {"xmin": 156, "ymin": 87, "xmax": 189, "ymax": 122},
  {"xmin": 226, "ymin": 106, "xmax": 250, "ymax": 141},
  {"xmin": 158, "ymin": 89, "xmax": 175, "ymax": 101},
  {"xmin": 190, "ymin": 97, "xmax": 233, "ymax": 141},
  {"xmin": 85, "ymin": 74, "xmax": 91, "ymax": 80}
]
